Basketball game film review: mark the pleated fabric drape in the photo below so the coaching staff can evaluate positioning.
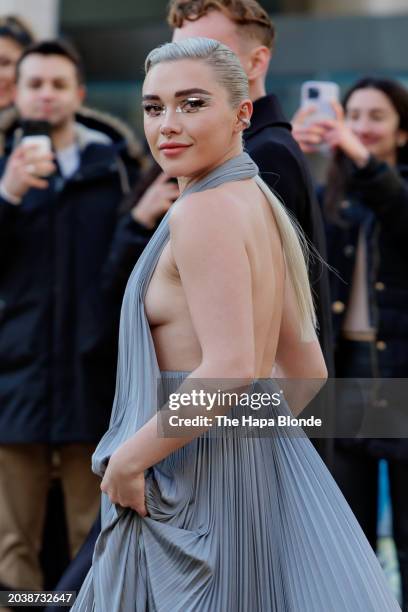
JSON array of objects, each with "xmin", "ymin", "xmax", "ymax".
[{"xmin": 72, "ymin": 153, "xmax": 401, "ymax": 611}]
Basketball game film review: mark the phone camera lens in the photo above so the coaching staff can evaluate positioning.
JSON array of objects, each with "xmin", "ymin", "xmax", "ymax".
[{"xmin": 308, "ymin": 87, "xmax": 319, "ymax": 99}]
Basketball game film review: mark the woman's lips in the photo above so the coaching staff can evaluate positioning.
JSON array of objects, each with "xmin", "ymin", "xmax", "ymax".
[
  {"xmin": 358, "ymin": 135, "xmax": 381, "ymax": 146},
  {"xmin": 159, "ymin": 143, "xmax": 192, "ymax": 156}
]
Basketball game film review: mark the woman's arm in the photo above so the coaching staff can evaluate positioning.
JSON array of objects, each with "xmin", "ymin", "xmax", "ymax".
[
  {"xmin": 346, "ymin": 156, "xmax": 408, "ymax": 244},
  {"xmin": 271, "ymin": 273, "xmax": 328, "ymax": 416},
  {"xmin": 314, "ymin": 102, "xmax": 408, "ymax": 243},
  {"xmin": 101, "ymin": 189, "xmax": 256, "ymax": 513}
]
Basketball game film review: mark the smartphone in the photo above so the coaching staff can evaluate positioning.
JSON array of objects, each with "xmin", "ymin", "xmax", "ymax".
[
  {"xmin": 20, "ymin": 120, "xmax": 52, "ymax": 155},
  {"xmin": 300, "ymin": 81, "xmax": 340, "ymax": 125}
]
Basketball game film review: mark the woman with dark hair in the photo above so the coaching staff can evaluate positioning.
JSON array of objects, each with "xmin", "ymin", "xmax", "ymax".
[
  {"xmin": 294, "ymin": 77, "xmax": 408, "ymax": 610},
  {"xmin": 0, "ymin": 15, "xmax": 34, "ymax": 111}
]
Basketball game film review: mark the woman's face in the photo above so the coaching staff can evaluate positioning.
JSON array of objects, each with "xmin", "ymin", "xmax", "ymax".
[
  {"xmin": 345, "ymin": 87, "xmax": 406, "ymax": 164},
  {"xmin": 0, "ymin": 37, "xmax": 23, "ymax": 109},
  {"xmin": 142, "ymin": 58, "xmax": 250, "ymax": 185}
]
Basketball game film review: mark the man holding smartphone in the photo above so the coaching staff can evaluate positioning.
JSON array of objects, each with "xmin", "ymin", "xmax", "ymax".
[{"xmin": 0, "ymin": 40, "xmax": 145, "ymax": 592}]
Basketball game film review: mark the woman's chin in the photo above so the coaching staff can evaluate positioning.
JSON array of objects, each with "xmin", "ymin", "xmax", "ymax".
[{"xmin": 159, "ymin": 159, "xmax": 197, "ymax": 179}]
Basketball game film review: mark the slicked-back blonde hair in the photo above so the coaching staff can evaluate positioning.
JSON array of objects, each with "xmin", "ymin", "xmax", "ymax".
[{"xmin": 145, "ymin": 37, "xmax": 248, "ymax": 107}]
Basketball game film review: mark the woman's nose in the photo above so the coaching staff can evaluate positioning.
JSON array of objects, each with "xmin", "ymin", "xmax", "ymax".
[
  {"xmin": 352, "ymin": 118, "xmax": 372, "ymax": 134},
  {"xmin": 160, "ymin": 124, "xmax": 177, "ymax": 136},
  {"xmin": 159, "ymin": 109, "xmax": 182, "ymax": 136}
]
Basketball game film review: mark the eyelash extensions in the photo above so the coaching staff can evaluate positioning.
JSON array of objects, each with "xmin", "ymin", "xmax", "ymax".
[{"xmin": 142, "ymin": 97, "xmax": 209, "ymax": 117}]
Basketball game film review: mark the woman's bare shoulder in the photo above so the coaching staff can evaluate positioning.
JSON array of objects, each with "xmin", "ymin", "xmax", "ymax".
[{"xmin": 170, "ymin": 185, "xmax": 243, "ymax": 234}]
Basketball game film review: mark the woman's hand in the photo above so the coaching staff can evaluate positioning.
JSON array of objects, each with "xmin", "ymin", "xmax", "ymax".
[
  {"xmin": 292, "ymin": 101, "xmax": 371, "ymax": 167},
  {"xmin": 291, "ymin": 105, "xmax": 332, "ymax": 153},
  {"xmin": 100, "ymin": 445, "xmax": 148, "ymax": 517},
  {"xmin": 321, "ymin": 101, "xmax": 370, "ymax": 167}
]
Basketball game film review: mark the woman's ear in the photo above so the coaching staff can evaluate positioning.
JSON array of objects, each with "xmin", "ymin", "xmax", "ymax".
[{"xmin": 235, "ymin": 100, "xmax": 253, "ymax": 133}]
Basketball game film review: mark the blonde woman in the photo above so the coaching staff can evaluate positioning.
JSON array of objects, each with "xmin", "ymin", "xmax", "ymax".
[{"xmin": 73, "ymin": 39, "xmax": 401, "ymax": 611}]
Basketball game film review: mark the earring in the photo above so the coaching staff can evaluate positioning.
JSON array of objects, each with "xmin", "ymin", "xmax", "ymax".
[{"xmin": 240, "ymin": 117, "xmax": 251, "ymax": 128}]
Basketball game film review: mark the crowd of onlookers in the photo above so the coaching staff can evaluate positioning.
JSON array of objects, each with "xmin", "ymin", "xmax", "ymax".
[{"xmin": 0, "ymin": 1, "xmax": 407, "ymax": 609}]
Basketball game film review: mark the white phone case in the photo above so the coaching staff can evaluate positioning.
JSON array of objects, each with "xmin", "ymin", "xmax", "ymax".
[
  {"xmin": 300, "ymin": 81, "xmax": 340, "ymax": 125},
  {"xmin": 20, "ymin": 134, "xmax": 52, "ymax": 155}
]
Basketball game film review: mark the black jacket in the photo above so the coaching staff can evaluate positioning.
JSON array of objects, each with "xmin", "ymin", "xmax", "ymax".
[
  {"xmin": 322, "ymin": 156, "xmax": 408, "ymax": 461},
  {"xmin": 244, "ymin": 94, "xmax": 334, "ymax": 375},
  {"xmin": 0, "ymin": 108, "xmax": 151, "ymax": 443},
  {"xmin": 322, "ymin": 156, "xmax": 408, "ymax": 377}
]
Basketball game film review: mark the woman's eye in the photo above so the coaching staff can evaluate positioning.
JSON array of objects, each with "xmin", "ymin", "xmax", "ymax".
[
  {"xmin": 371, "ymin": 114, "xmax": 386, "ymax": 122},
  {"xmin": 143, "ymin": 104, "xmax": 163, "ymax": 117},
  {"xmin": 181, "ymin": 98, "xmax": 207, "ymax": 113}
]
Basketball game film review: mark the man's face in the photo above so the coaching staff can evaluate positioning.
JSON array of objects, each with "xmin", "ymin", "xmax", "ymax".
[
  {"xmin": 172, "ymin": 11, "xmax": 252, "ymax": 75},
  {"xmin": 15, "ymin": 54, "xmax": 84, "ymax": 128}
]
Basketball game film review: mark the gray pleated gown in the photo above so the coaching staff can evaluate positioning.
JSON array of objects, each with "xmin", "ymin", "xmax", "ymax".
[{"xmin": 72, "ymin": 153, "xmax": 401, "ymax": 611}]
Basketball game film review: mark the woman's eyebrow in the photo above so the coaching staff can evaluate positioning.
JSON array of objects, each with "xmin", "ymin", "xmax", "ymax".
[
  {"xmin": 348, "ymin": 106, "xmax": 386, "ymax": 113},
  {"xmin": 174, "ymin": 88, "xmax": 212, "ymax": 97},
  {"xmin": 142, "ymin": 88, "xmax": 212, "ymax": 101}
]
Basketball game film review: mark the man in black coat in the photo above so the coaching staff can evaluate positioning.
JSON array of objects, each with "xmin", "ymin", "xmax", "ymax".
[
  {"xmin": 169, "ymin": 0, "xmax": 334, "ymax": 377},
  {"xmin": 0, "ymin": 39, "xmax": 147, "ymax": 592}
]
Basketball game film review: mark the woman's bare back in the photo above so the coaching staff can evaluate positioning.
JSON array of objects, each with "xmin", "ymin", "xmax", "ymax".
[{"xmin": 144, "ymin": 178, "xmax": 286, "ymax": 377}]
